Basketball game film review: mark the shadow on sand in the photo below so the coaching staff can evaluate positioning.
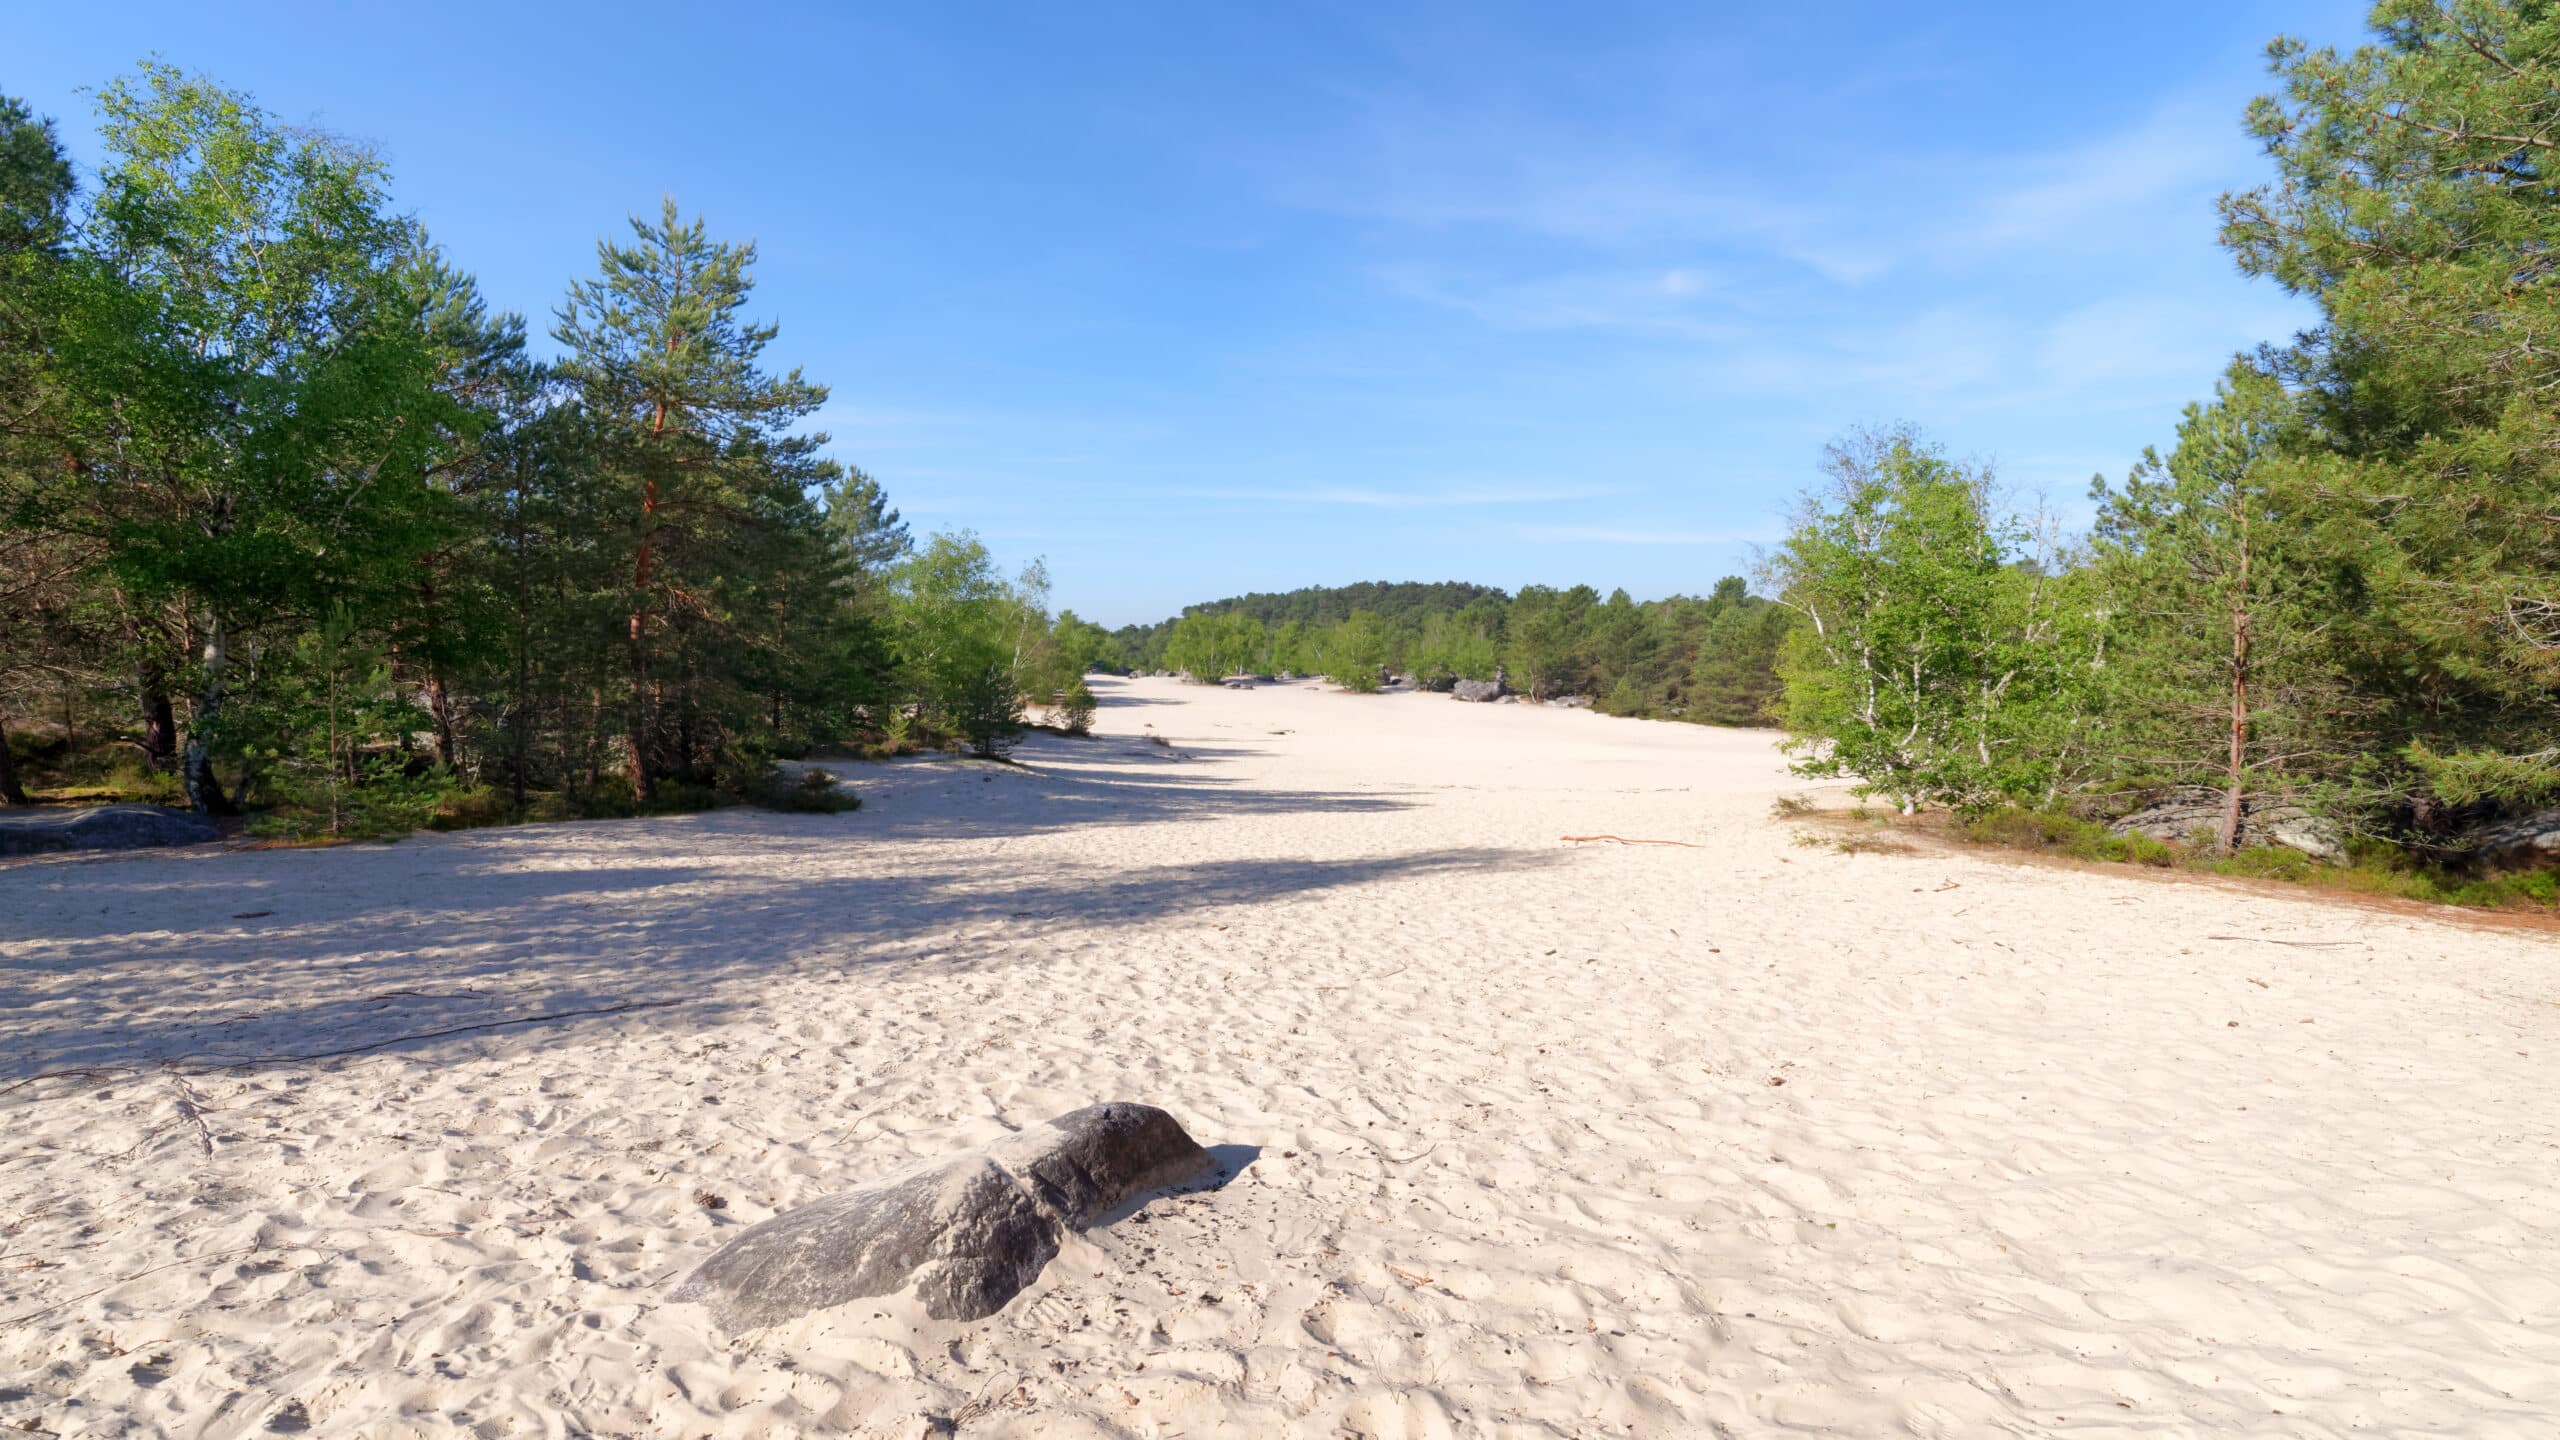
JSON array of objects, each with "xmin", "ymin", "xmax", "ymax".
[{"xmin": 0, "ymin": 741, "xmax": 1548, "ymax": 1083}]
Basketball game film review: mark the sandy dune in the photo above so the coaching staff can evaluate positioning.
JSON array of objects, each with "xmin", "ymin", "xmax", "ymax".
[{"xmin": 3, "ymin": 676, "xmax": 2556, "ymax": 1438}]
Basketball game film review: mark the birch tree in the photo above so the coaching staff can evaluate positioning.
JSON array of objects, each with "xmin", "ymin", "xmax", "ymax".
[{"xmin": 1767, "ymin": 427, "xmax": 2102, "ymax": 813}]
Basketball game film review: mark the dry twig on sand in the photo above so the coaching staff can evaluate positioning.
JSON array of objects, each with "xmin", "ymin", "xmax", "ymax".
[{"xmin": 1561, "ymin": 834, "xmax": 1703, "ymax": 849}]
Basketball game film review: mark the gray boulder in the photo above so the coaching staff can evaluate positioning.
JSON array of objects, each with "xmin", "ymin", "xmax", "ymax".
[
  {"xmin": 674, "ymin": 1102, "xmax": 1215, "ymax": 1329},
  {"xmin": 1452, "ymin": 678, "xmax": 1506, "ymax": 703},
  {"xmin": 2254, "ymin": 806, "xmax": 2347, "ymax": 865},
  {"xmin": 2108, "ymin": 788, "xmax": 2344, "ymax": 864},
  {"xmin": 2466, "ymin": 808, "xmax": 2560, "ymax": 873},
  {"xmin": 0, "ymin": 804, "xmax": 218, "ymax": 858}
]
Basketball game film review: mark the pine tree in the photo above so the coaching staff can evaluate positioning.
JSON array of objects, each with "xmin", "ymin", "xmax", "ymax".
[
  {"xmin": 554, "ymin": 198, "xmax": 826, "ymax": 799},
  {"xmin": 2091, "ymin": 363, "xmax": 2355, "ymax": 848},
  {"xmin": 2220, "ymin": 1, "xmax": 2560, "ymax": 816}
]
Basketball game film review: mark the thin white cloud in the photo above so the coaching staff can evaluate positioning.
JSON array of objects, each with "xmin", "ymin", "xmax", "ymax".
[
  {"xmin": 1509, "ymin": 523, "xmax": 1774, "ymax": 546},
  {"xmin": 1379, "ymin": 263, "xmax": 1741, "ymax": 337},
  {"xmin": 1173, "ymin": 483, "xmax": 1625, "ymax": 510},
  {"xmin": 1967, "ymin": 99, "xmax": 2239, "ymax": 251}
]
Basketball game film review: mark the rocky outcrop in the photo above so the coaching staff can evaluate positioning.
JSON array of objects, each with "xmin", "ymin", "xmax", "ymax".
[
  {"xmin": 2109, "ymin": 788, "xmax": 2346, "ymax": 864},
  {"xmin": 2465, "ymin": 808, "xmax": 2560, "ymax": 873},
  {"xmin": 0, "ymin": 804, "xmax": 219, "ymax": 858},
  {"xmin": 1452, "ymin": 678, "xmax": 1507, "ymax": 703},
  {"xmin": 2254, "ymin": 808, "xmax": 2348, "ymax": 865},
  {"xmin": 674, "ymin": 1102, "xmax": 1216, "ymax": 1329}
]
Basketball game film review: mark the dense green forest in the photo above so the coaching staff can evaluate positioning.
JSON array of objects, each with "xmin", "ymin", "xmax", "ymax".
[
  {"xmin": 1766, "ymin": 1, "xmax": 2560, "ymax": 874},
  {"xmin": 0, "ymin": 65, "xmax": 1085, "ymax": 833},
  {"xmin": 1109, "ymin": 578, "xmax": 1794, "ymax": 723}
]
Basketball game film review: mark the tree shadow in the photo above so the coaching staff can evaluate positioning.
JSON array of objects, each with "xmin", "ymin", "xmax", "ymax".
[
  {"xmin": 786, "ymin": 736, "xmax": 1382, "ymax": 844},
  {"xmin": 0, "ymin": 779, "xmax": 1543, "ymax": 1083}
]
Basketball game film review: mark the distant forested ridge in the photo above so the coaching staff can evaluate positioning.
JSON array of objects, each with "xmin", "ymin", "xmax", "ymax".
[{"xmin": 1110, "ymin": 578, "xmax": 1794, "ymax": 725}]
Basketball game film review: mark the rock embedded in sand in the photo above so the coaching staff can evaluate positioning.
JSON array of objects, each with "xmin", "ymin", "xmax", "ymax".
[
  {"xmin": 674, "ymin": 1102, "xmax": 1215, "ymax": 1328},
  {"xmin": 1451, "ymin": 678, "xmax": 1507, "ymax": 703},
  {"xmin": 0, "ymin": 803, "xmax": 218, "ymax": 857}
]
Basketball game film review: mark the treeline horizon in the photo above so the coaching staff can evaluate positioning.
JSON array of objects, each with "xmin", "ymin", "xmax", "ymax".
[
  {"xmin": 1103, "ymin": 577, "xmax": 1794, "ymax": 723},
  {"xmin": 0, "ymin": 63, "xmax": 1083, "ymax": 833}
]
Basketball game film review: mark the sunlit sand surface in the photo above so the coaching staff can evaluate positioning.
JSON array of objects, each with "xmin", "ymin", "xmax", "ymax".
[{"xmin": 4, "ymin": 676, "xmax": 2555, "ymax": 1437}]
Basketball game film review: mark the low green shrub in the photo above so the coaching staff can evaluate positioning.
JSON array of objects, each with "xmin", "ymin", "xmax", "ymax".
[
  {"xmin": 2205, "ymin": 845, "xmax": 2318, "ymax": 883},
  {"xmin": 428, "ymin": 786, "xmax": 517, "ymax": 831},
  {"xmin": 759, "ymin": 766, "xmax": 861, "ymax": 813},
  {"xmin": 1057, "ymin": 680, "xmax": 1098, "ymax": 737}
]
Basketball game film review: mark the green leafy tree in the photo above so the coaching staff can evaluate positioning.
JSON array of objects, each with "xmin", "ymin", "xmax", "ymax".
[
  {"xmin": 891, "ymin": 531, "xmax": 1017, "ymax": 749},
  {"xmin": 1163, "ymin": 610, "xmax": 1265, "ymax": 680},
  {"xmin": 55, "ymin": 64, "xmax": 447, "ymax": 814},
  {"xmin": 0, "ymin": 92, "xmax": 77, "ymax": 803},
  {"xmin": 1319, "ymin": 610, "xmax": 1391, "ymax": 692},
  {"xmin": 1050, "ymin": 610, "xmax": 1121, "ymax": 677},
  {"xmin": 1505, "ymin": 586, "xmax": 1584, "ymax": 700},
  {"xmin": 1408, "ymin": 611, "xmax": 1500, "ymax": 689},
  {"xmin": 224, "ymin": 604, "xmax": 437, "ymax": 837},
  {"xmin": 1769, "ymin": 427, "xmax": 2101, "ymax": 813},
  {"xmin": 1268, "ymin": 619, "xmax": 1315, "ymax": 676}
]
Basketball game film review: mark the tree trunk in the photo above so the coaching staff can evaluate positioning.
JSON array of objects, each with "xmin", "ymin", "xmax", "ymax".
[
  {"xmin": 628, "ymin": 470, "xmax": 659, "ymax": 802},
  {"xmin": 508, "ymin": 636, "xmax": 531, "ymax": 814},
  {"xmin": 2218, "ymin": 517, "xmax": 2251, "ymax": 856},
  {"xmin": 182, "ymin": 615, "xmax": 236, "ymax": 817},
  {"xmin": 426, "ymin": 671, "xmax": 461, "ymax": 771},
  {"xmin": 0, "ymin": 719, "xmax": 28, "ymax": 805},
  {"xmin": 119, "ymin": 591, "xmax": 179, "ymax": 771},
  {"xmin": 140, "ymin": 681, "xmax": 178, "ymax": 771}
]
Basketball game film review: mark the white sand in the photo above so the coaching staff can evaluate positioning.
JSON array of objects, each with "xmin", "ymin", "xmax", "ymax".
[{"xmin": 3, "ymin": 675, "xmax": 2556, "ymax": 1438}]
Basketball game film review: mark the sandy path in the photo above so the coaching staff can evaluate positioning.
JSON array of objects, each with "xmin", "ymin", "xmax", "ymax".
[{"xmin": 2, "ymin": 676, "xmax": 2555, "ymax": 1438}]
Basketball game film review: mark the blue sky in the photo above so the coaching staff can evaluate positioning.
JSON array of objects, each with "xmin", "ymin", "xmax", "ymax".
[{"xmin": 14, "ymin": 1, "xmax": 2367, "ymax": 626}]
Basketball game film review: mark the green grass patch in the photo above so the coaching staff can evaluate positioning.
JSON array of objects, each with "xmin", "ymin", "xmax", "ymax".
[{"xmin": 1957, "ymin": 809, "xmax": 2175, "ymax": 866}]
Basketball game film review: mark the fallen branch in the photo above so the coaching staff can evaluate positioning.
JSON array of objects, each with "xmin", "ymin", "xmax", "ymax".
[
  {"xmin": 169, "ymin": 1075, "xmax": 219, "ymax": 1156},
  {"xmin": 1561, "ymin": 834, "xmax": 1703, "ymax": 848},
  {"xmin": 0, "ymin": 1244, "xmax": 265, "ymax": 1329},
  {"xmin": 2205, "ymin": 936, "xmax": 2362, "ymax": 947}
]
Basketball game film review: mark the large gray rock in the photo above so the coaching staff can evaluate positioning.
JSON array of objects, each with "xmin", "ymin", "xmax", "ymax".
[
  {"xmin": 2255, "ymin": 807, "xmax": 2348, "ymax": 865},
  {"xmin": 2466, "ymin": 808, "xmax": 2560, "ymax": 873},
  {"xmin": 1451, "ymin": 678, "xmax": 1507, "ymax": 703},
  {"xmin": 0, "ymin": 804, "xmax": 218, "ymax": 857},
  {"xmin": 674, "ymin": 1102, "xmax": 1215, "ymax": 1329},
  {"xmin": 2109, "ymin": 788, "xmax": 2346, "ymax": 863}
]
